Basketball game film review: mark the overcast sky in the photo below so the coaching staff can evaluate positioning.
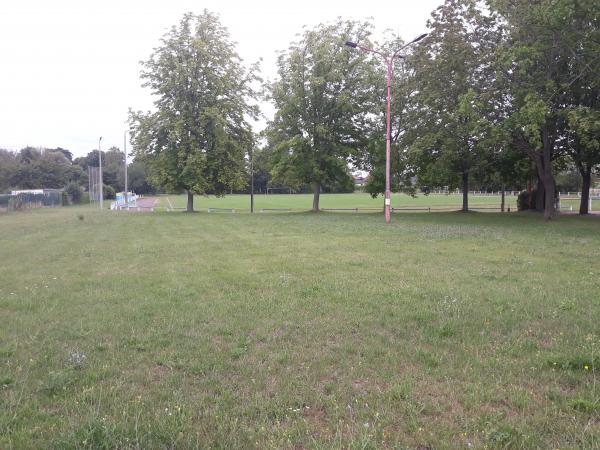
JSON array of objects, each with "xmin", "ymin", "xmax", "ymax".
[{"xmin": 0, "ymin": 0, "xmax": 442, "ymax": 157}]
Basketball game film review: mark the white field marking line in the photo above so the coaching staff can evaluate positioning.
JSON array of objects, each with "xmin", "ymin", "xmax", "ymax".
[{"xmin": 166, "ymin": 196, "xmax": 174, "ymax": 211}]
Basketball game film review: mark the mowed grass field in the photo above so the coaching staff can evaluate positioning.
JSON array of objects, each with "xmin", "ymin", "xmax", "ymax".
[
  {"xmin": 155, "ymin": 192, "xmax": 520, "ymax": 212},
  {"xmin": 1, "ymin": 206, "xmax": 599, "ymax": 449}
]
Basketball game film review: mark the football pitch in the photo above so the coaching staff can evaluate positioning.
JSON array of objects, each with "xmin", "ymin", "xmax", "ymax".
[
  {"xmin": 155, "ymin": 192, "xmax": 520, "ymax": 212},
  {"xmin": 1, "ymin": 206, "xmax": 598, "ymax": 448}
]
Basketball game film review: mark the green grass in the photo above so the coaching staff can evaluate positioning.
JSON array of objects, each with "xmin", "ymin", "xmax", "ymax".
[
  {"xmin": 155, "ymin": 192, "xmax": 520, "ymax": 212},
  {"xmin": 559, "ymin": 196, "xmax": 600, "ymax": 212},
  {"xmin": 1, "ymin": 206, "xmax": 599, "ymax": 449}
]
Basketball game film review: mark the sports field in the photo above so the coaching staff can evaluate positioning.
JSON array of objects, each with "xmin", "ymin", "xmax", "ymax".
[
  {"xmin": 1, "ymin": 206, "xmax": 598, "ymax": 448},
  {"xmin": 155, "ymin": 192, "xmax": 598, "ymax": 214},
  {"xmin": 156, "ymin": 192, "xmax": 520, "ymax": 212}
]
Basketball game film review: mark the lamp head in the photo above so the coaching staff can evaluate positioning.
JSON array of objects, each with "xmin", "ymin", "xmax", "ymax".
[{"xmin": 412, "ymin": 33, "xmax": 428, "ymax": 44}]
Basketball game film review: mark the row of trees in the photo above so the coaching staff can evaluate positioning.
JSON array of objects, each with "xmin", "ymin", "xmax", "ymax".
[
  {"xmin": 0, "ymin": 146, "xmax": 155, "ymax": 199},
  {"xmin": 1, "ymin": 4, "xmax": 596, "ymax": 217},
  {"xmin": 3, "ymin": 3, "xmax": 596, "ymax": 216},
  {"xmin": 129, "ymin": 2, "xmax": 598, "ymax": 216}
]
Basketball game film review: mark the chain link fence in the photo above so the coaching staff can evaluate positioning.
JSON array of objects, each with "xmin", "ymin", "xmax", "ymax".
[{"xmin": 0, "ymin": 191, "xmax": 63, "ymax": 213}]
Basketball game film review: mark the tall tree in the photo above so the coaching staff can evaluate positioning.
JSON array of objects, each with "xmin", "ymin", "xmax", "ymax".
[
  {"xmin": 266, "ymin": 20, "xmax": 378, "ymax": 211},
  {"xmin": 0, "ymin": 149, "xmax": 18, "ymax": 193},
  {"xmin": 127, "ymin": 159, "xmax": 156, "ymax": 195},
  {"xmin": 490, "ymin": 0, "xmax": 599, "ymax": 219},
  {"xmin": 404, "ymin": 0, "xmax": 501, "ymax": 212},
  {"xmin": 102, "ymin": 146, "xmax": 125, "ymax": 191},
  {"xmin": 13, "ymin": 147, "xmax": 72, "ymax": 189},
  {"xmin": 129, "ymin": 11, "xmax": 259, "ymax": 212},
  {"xmin": 561, "ymin": 0, "xmax": 600, "ymax": 214},
  {"xmin": 567, "ymin": 106, "xmax": 600, "ymax": 214},
  {"xmin": 52, "ymin": 147, "xmax": 73, "ymax": 162}
]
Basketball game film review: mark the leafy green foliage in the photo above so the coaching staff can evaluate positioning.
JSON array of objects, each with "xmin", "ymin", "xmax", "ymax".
[
  {"xmin": 567, "ymin": 107, "xmax": 600, "ymax": 160},
  {"xmin": 0, "ymin": 149, "xmax": 19, "ymax": 193},
  {"xmin": 491, "ymin": 0, "xmax": 600, "ymax": 218},
  {"xmin": 15, "ymin": 147, "xmax": 72, "ymax": 189},
  {"xmin": 102, "ymin": 184, "xmax": 115, "ymax": 200},
  {"xmin": 64, "ymin": 182, "xmax": 84, "ymax": 204},
  {"xmin": 129, "ymin": 11, "xmax": 259, "ymax": 211},
  {"xmin": 73, "ymin": 148, "xmax": 130, "ymax": 194},
  {"xmin": 354, "ymin": 33, "xmax": 421, "ymax": 198},
  {"xmin": 127, "ymin": 159, "xmax": 156, "ymax": 195},
  {"xmin": 403, "ymin": 0, "xmax": 502, "ymax": 211},
  {"xmin": 517, "ymin": 189, "xmax": 535, "ymax": 211},
  {"xmin": 266, "ymin": 19, "xmax": 378, "ymax": 210},
  {"xmin": 0, "ymin": 147, "xmax": 91, "ymax": 193}
]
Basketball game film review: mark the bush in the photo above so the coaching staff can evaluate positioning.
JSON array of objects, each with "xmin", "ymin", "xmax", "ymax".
[
  {"xmin": 518, "ymin": 188, "xmax": 559, "ymax": 211},
  {"xmin": 103, "ymin": 185, "xmax": 116, "ymax": 200},
  {"xmin": 65, "ymin": 182, "xmax": 84, "ymax": 204},
  {"xmin": 517, "ymin": 189, "xmax": 536, "ymax": 211}
]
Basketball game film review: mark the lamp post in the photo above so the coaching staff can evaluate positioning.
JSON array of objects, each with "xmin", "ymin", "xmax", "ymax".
[
  {"xmin": 250, "ymin": 147, "xmax": 254, "ymax": 214},
  {"xmin": 98, "ymin": 136, "xmax": 103, "ymax": 210},
  {"xmin": 346, "ymin": 33, "xmax": 427, "ymax": 223},
  {"xmin": 124, "ymin": 131, "xmax": 128, "ymax": 207}
]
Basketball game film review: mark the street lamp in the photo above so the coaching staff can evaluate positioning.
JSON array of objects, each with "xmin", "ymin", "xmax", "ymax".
[
  {"xmin": 346, "ymin": 33, "xmax": 427, "ymax": 223},
  {"xmin": 250, "ymin": 147, "xmax": 254, "ymax": 214},
  {"xmin": 124, "ymin": 130, "xmax": 128, "ymax": 207},
  {"xmin": 98, "ymin": 136, "xmax": 103, "ymax": 210}
]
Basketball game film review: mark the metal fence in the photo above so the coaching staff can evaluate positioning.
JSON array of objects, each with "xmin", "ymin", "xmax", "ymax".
[{"xmin": 0, "ymin": 191, "xmax": 62, "ymax": 213}]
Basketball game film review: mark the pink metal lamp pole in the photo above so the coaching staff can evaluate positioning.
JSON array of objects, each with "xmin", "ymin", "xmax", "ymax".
[{"xmin": 346, "ymin": 34, "xmax": 427, "ymax": 223}]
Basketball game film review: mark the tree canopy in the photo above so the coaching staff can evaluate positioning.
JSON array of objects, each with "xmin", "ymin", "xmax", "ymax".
[
  {"xmin": 129, "ymin": 11, "xmax": 259, "ymax": 212},
  {"xmin": 266, "ymin": 19, "xmax": 379, "ymax": 211}
]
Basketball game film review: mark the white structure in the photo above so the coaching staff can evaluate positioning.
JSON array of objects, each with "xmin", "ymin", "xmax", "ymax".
[
  {"xmin": 11, "ymin": 189, "xmax": 60, "ymax": 195},
  {"xmin": 110, "ymin": 192, "xmax": 137, "ymax": 210}
]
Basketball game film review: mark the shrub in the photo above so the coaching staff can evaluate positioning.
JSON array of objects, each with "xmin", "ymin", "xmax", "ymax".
[
  {"xmin": 103, "ymin": 185, "xmax": 116, "ymax": 200},
  {"xmin": 517, "ymin": 189, "xmax": 536, "ymax": 211},
  {"xmin": 65, "ymin": 182, "xmax": 84, "ymax": 204},
  {"xmin": 518, "ymin": 188, "xmax": 559, "ymax": 211}
]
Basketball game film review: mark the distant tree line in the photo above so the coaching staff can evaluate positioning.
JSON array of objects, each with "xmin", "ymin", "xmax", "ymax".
[{"xmin": 0, "ymin": 146, "xmax": 155, "ymax": 200}]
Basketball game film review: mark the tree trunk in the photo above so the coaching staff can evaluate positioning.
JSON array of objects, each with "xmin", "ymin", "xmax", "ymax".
[
  {"xmin": 519, "ymin": 125, "xmax": 556, "ymax": 219},
  {"xmin": 579, "ymin": 166, "xmax": 591, "ymax": 215},
  {"xmin": 531, "ymin": 145, "xmax": 555, "ymax": 219},
  {"xmin": 461, "ymin": 171, "xmax": 469, "ymax": 212},
  {"xmin": 186, "ymin": 190, "xmax": 194, "ymax": 212},
  {"xmin": 535, "ymin": 176, "xmax": 545, "ymax": 211},
  {"xmin": 543, "ymin": 173, "xmax": 556, "ymax": 220},
  {"xmin": 541, "ymin": 126, "xmax": 556, "ymax": 220},
  {"xmin": 501, "ymin": 185, "xmax": 505, "ymax": 212},
  {"xmin": 311, "ymin": 182, "xmax": 321, "ymax": 212}
]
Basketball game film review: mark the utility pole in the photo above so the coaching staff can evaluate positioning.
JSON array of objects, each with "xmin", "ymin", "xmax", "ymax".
[
  {"xmin": 124, "ymin": 131, "xmax": 128, "ymax": 207},
  {"xmin": 99, "ymin": 136, "xmax": 103, "ymax": 210},
  {"xmin": 250, "ymin": 147, "xmax": 254, "ymax": 213}
]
